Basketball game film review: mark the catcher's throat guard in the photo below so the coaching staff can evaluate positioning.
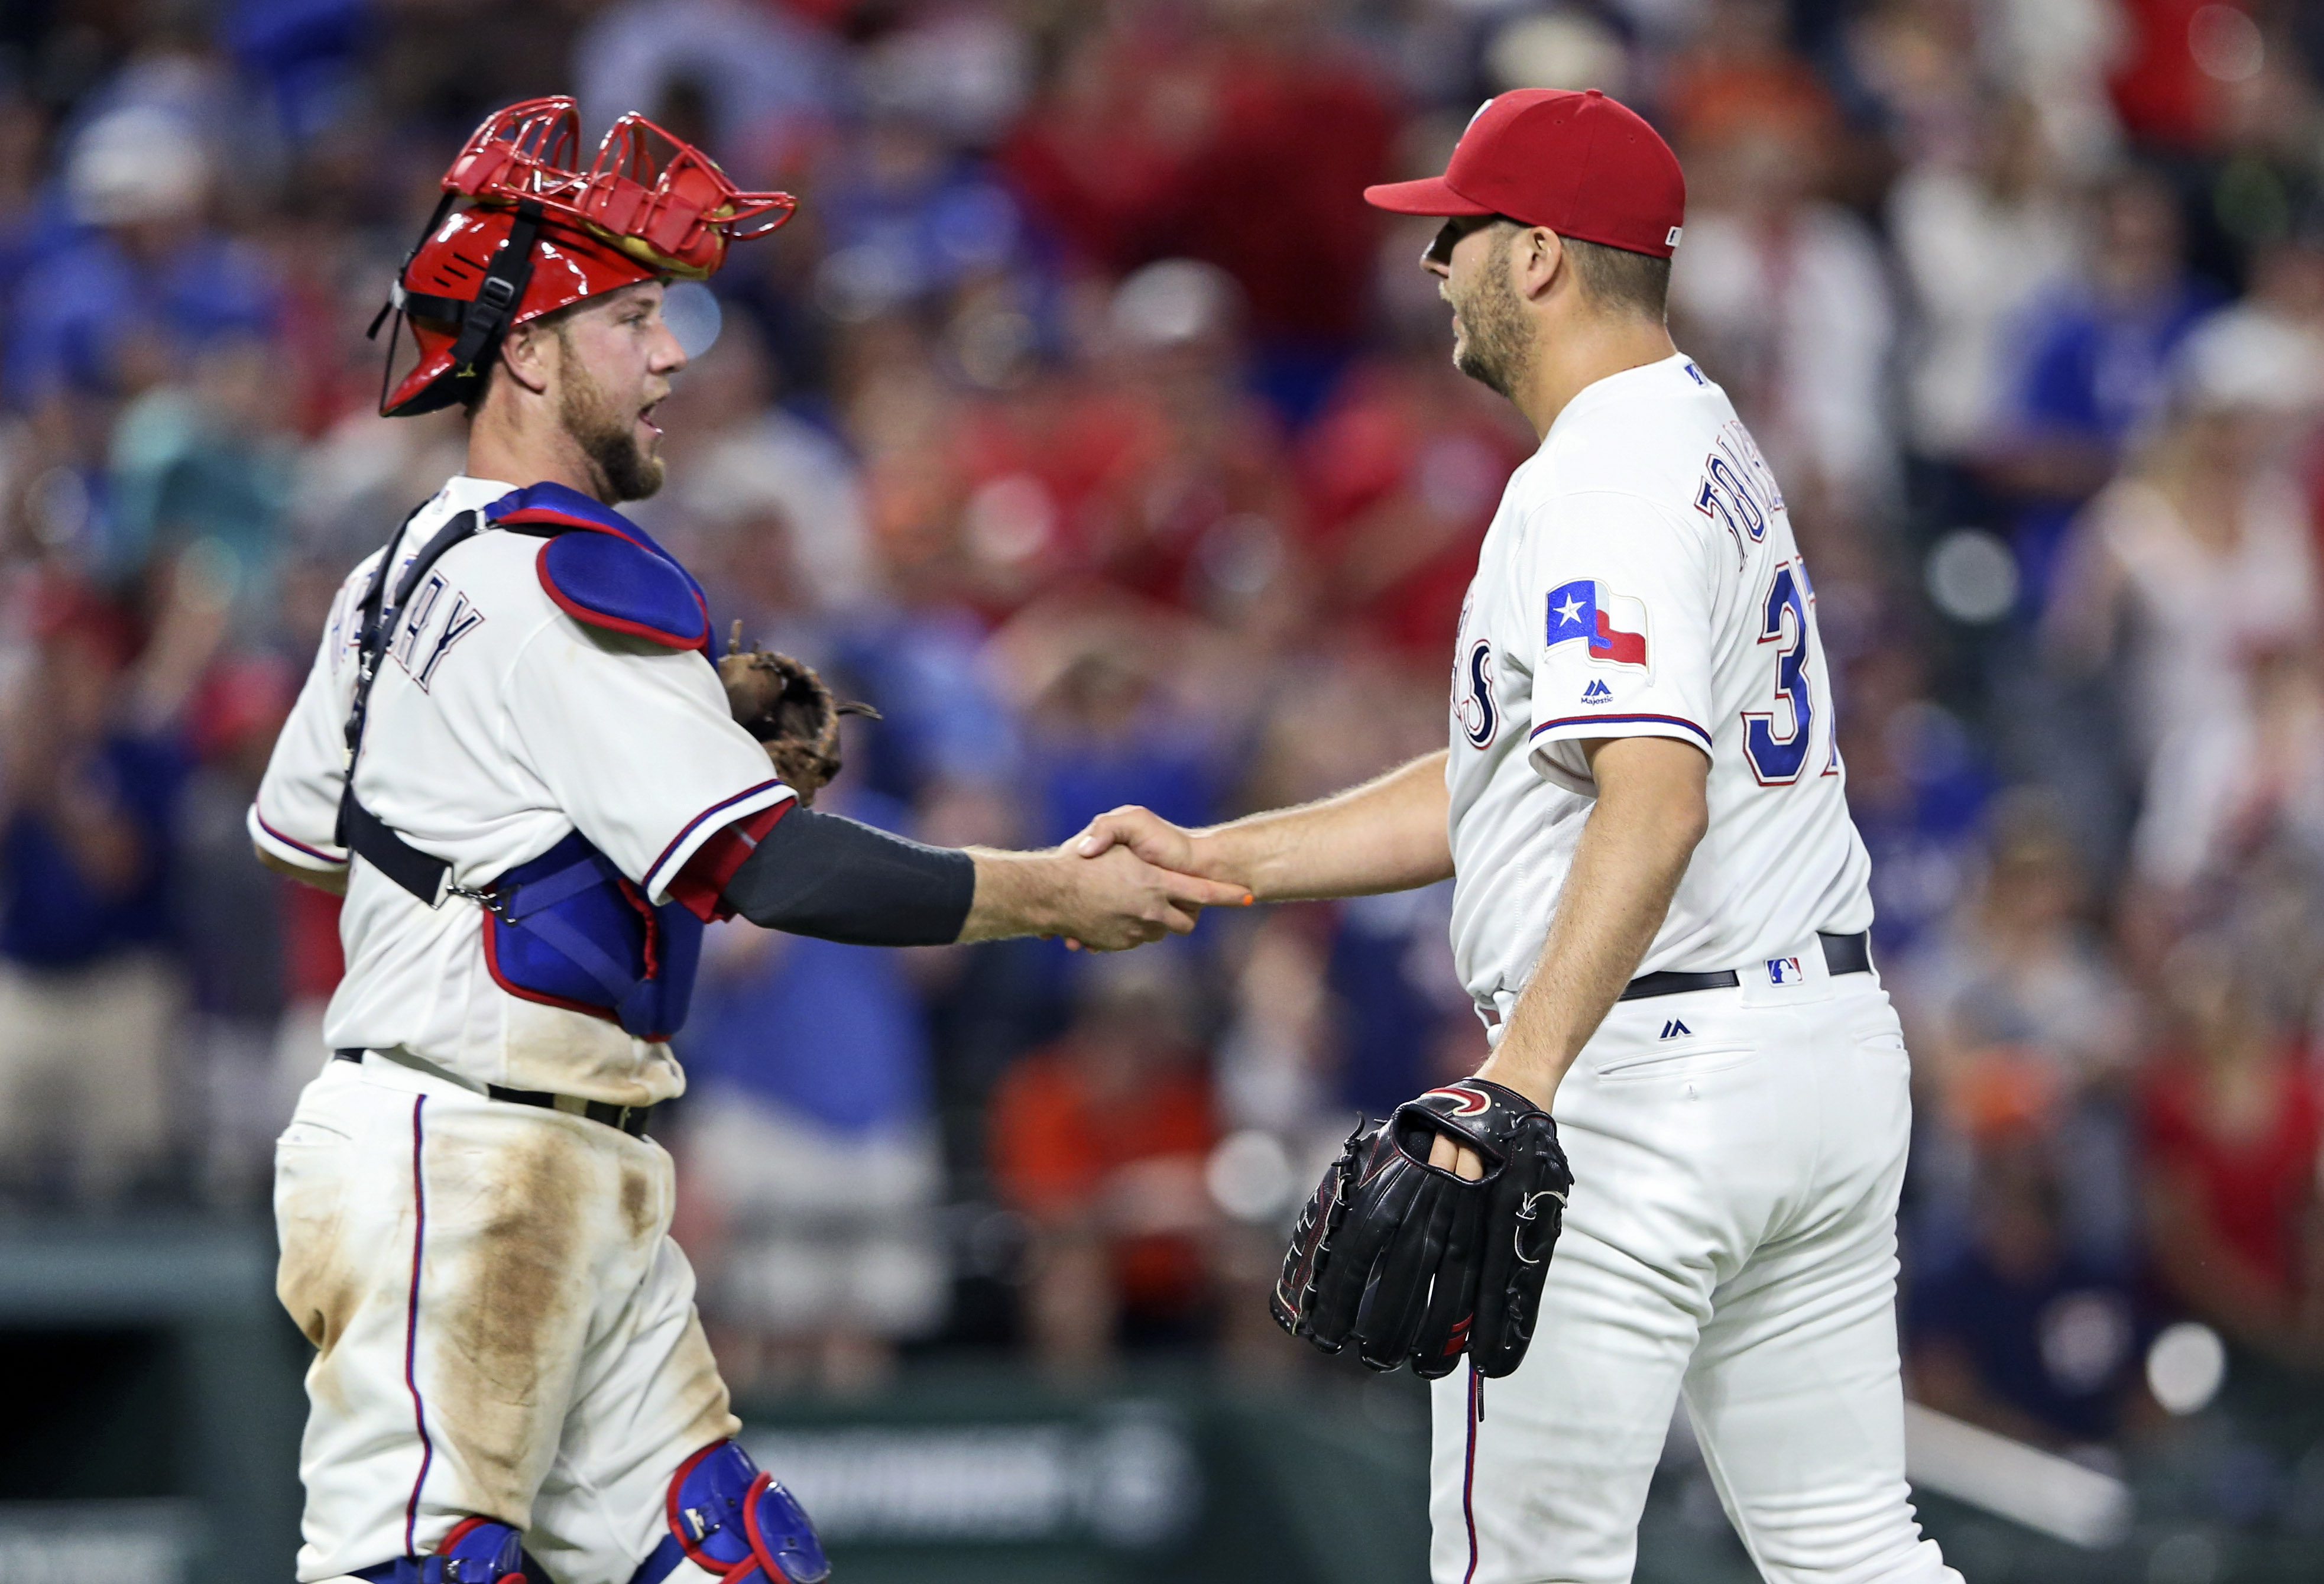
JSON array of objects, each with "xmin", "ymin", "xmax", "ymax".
[
  {"xmin": 374, "ymin": 95, "xmax": 795, "ymax": 417},
  {"xmin": 337, "ymin": 484, "xmax": 718, "ymax": 1041}
]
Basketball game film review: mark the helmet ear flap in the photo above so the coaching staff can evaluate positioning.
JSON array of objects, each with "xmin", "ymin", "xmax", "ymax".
[
  {"xmin": 442, "ymin": 200, "xmax": 543, "ymax": 380},
  {"xmin": 374, "ymin": 199, "xmax": 563, "ymax": 417}
]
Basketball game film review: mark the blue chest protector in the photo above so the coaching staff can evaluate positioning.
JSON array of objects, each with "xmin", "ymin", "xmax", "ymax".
[{"xmin": 337, "ymin": 482, "xmax": 717, "ymax": 1042}]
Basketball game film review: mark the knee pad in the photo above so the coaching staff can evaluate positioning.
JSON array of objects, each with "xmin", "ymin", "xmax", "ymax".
[
  {"xmin": 352, "ymin": 1517, "xmax": 547, "ymax": 1583},
  {"xmin": 632, "ymin": 1440, "xmax": 829, "ymax": 1584}
]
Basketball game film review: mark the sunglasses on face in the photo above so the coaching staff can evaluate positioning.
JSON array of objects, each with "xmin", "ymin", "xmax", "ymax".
[{"xmin": 1424, "ymin": 213, "xmax": 1511, "ymax": 268}]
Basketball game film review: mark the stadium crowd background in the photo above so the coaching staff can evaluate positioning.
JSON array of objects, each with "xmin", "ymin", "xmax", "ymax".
[{"xmin": 5, "ymin": 0, "xmax": 2324, "ymax": 1533}]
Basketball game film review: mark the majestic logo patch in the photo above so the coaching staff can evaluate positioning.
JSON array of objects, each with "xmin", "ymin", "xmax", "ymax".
[
  {"xmin": 1580, "ymin": 678, "xmax": 1614, "ymax": 705},
  {"xmin": 1659, "ymin": 1019, "xmax": 1692, "ymax": 1039},
  {"xmin": 1546, "ymin": 579, "xmax": 1649, "ymax": 672}
]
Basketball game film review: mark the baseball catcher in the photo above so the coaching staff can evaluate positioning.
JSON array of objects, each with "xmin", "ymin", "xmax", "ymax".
[{"xmin": 248, "ymin": 96, "xmax": 1244, "ymax": 1584}]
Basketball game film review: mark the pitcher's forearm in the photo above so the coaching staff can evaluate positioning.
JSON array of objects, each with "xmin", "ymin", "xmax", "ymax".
[
  {"xmin": 1197, "ymin": 751, "xmax": 1454, "ymax": 900},
  {"xmin": 1480, "ymin": 741, "xmax": 1707, "ymax": 1106}
]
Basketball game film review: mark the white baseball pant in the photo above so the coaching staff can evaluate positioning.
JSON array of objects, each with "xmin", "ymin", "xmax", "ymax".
[
  {"xmin": 1432, "ymin": 957, "xmax": 1962, "ymax": 1584},
  {"xmin": 275, "ymin": 1051, "xmax": 740, "ymax": 1584}
]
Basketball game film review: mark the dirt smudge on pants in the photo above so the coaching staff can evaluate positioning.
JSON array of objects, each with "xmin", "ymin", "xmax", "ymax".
[
  {"xmin": 667, "ymin": 1308, "xmax": 744, "ymax": 1457},
  {"xmin": 276, "ymin": 1155, "xmax": 370, "ymax": 1413},
  {"xmin": 620, "ymin": 1166, "xmax": 654, "ymax": 1242},
  {"xmin": 427, "ymin": 1121, "xmax": 597, "ymax": 1525}
]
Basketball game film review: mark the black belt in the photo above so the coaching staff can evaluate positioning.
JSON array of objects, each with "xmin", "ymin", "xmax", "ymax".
[
  {"xmin": 333, "ymin": 1049, "xmax": 652, "ymax": 1138},
  {"xmin": 1616, "ymin": 931, "xmax": 1871, "ymax": 1002}
]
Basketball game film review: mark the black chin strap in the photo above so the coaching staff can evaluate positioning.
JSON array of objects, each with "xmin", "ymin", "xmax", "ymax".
[
  {"xmin": 447, "ymin": 199, "xmax": 543, "ymax": 377},
  {"xmin": 368, "ymin": 196, "xmax": 546, "ymax": 414}
]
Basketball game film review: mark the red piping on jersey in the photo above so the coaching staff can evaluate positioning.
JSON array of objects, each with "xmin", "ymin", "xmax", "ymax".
[
  {"xmin": 644, "ymin": 780, "xmax": 787, "ymax": 895},
  {"xmin": 257, "ymin": 811, "xmax": 345, "ymax": 867},
  {"xmin": 670, "ymin": 800, "xmax": 790, "ymax": 922},
  {"xmin": 1530, "ymin": 712, "xmax": 1713, "ymax": 749}
]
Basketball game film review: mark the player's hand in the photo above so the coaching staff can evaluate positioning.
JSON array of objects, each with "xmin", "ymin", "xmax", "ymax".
[
  {"xmin": 1072, "ymin": 805, "xmax": 1207, "ymax": 877},
  {"xmin": 1428, "ymin": 1132, "xmax": 1486, "ymax": 1181},
  {"xmin": 1428, "ymin": 1054, "xmax": 1563, "ymax": 1180},
  {"xmin": 1048, "ymin": 844, "xmax": 1251, "ymax": 951}
]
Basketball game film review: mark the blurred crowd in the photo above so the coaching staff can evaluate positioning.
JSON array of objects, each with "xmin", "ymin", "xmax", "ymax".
[{"xmin": 5, "ymin": 0, "xmax": 2324, "ymax": 1490}]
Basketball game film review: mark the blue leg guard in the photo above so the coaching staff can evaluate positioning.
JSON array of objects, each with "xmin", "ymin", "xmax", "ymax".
[
  {"xmin": 630, "ymin": 1440, "xmax": 829, "ymax": 1584},
  {"xmin": 352, "ymin": 1518, "xmax": 547, "ymax": 1583}
]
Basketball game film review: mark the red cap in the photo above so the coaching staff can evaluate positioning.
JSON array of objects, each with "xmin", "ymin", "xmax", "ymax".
[{"xmin": 1364, "ymin": 89, "xmax": 1686, "ymax": 260}]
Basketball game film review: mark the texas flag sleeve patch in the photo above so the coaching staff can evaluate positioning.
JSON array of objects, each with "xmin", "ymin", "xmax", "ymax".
[{"xmin": 1545, "ymin": 579, "xmax": 1650, "ymax": 671}]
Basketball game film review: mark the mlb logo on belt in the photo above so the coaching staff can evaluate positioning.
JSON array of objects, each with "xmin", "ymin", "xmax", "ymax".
[
  {"xmin": 1546, "ymin": 579, "xmax": 1649, "ymax": 673},
  {"xmin": 1766, "ymin": 956, "xmax": 1804, "ymax": 984}
]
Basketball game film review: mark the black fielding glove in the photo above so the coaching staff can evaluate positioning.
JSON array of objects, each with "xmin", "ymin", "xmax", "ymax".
[{"xmin": 1272, "ymin": 1077, "xmax": 1572, "ymax": 1379}]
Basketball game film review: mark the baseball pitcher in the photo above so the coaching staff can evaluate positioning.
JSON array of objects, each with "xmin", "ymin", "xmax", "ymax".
[{"xmin": 1078, "ymin": 90, "xmax": 1962, "ymax": 1584}]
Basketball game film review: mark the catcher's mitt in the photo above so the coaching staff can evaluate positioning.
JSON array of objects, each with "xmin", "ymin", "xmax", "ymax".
[
  {"xmin": 718, "ymin": 621, "xmax": 881, "ymax": 806},
  {"xmin": 1272, "ymin": 1077, "xmax": 1570, "ymax": 1379}
]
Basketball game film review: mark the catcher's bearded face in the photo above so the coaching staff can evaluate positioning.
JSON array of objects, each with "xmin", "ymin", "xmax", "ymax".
[{"xmin": 550, "ymin": 282, "xmax": 685, "ymax": 504}]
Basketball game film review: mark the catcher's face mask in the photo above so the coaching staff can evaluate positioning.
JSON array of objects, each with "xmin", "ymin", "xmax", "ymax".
[{"xmin": 372, "ymin": 96, "xmax": 793, "ymax": 417}]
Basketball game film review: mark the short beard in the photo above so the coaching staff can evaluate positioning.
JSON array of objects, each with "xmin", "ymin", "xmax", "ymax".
[
  {"xmin": 556, "ymin": 328, "xmax": 664, "ymax": 503},
  {"xmin": 1451, "ymin": 247, "xmax": 1534, "ymax": 401}
]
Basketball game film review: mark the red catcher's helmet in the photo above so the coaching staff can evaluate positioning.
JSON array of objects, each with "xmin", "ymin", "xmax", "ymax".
[{"xmin": 374, "ymin": 97, "xmax": 795, "ymax": 417}]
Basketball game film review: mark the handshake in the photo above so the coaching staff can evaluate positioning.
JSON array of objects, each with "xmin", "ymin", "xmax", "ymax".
[{"xmin": 964, "ymin": 806, "xmax": 1239, "ymax": 952}]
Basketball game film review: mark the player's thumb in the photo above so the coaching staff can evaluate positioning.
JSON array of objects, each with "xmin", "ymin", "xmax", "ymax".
[
  {"xmin": 1078, "ymin": 812, "xmax": 1134, "ymax": 850},
  {"xmin": 1074, "ymin": 805, "xmax": 1161, "ymax": 859}
]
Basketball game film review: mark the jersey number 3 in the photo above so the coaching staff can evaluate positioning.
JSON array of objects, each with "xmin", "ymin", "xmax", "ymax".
[{"xmin": 1741, "ymin": 559, "xmax": 1832, "ymax": 785}]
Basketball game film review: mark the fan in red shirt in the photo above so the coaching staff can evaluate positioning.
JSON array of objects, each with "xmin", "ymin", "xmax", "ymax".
[
  {"xmin": 988, "ymin": 957, "xmax": 1220, "ymax": 1372},
  {"xmin": 2139, "ymin": 937, "xmax": 2324, "ymax": 1368}
]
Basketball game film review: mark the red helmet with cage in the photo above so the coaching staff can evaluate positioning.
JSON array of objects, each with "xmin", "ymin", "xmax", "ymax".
[{"xmin": 374, "ymin": 97, "xmax": 796, "ymax": 417}]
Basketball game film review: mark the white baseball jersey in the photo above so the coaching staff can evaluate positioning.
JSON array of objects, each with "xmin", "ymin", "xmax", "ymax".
[
  {"xmin": 1445, "ymin": 352, "xmax": 1872, "ymax": 1019},
  {"xmin": 250, "ymin": 475, "xmax": 795, "ymax": 1106}
]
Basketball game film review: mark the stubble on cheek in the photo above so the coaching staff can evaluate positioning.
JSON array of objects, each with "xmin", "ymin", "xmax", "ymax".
[{"xmin": 557, "ymin": 359, "xmax": 663, "ymax": 503}]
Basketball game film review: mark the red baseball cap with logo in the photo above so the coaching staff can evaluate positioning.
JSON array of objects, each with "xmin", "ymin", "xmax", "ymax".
[{"xmin": 1364, "ymin": 88, "xmax": 1686, "ymax": 259}]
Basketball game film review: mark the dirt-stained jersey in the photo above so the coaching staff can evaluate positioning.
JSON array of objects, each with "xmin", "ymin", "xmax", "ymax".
[
  {"xmin": 1445, "ymin": 352, "xmax": 1872, "ymax": 1023},
  {"xmin": 249, "ymin": 475, "xmax": 795, "ymax": 1106}
]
